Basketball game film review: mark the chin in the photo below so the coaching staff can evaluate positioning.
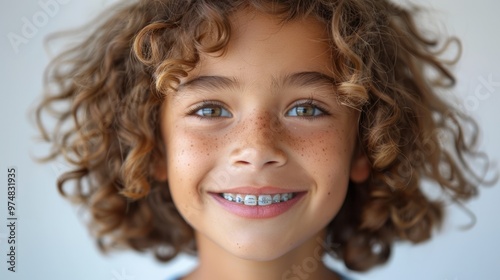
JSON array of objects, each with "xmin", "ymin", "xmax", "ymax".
[
  {"xmin": 226, "ymin": 244, "xmax": 292, "ymax": 262},
  {"xmin": 218, "ymin": 230, "xmax": 304, "ymax": 262}
]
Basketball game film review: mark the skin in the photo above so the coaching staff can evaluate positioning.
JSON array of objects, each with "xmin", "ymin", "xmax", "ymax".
[{"xmin": 157, "ymin": 8, "xmax": 370, "ymax": 280}]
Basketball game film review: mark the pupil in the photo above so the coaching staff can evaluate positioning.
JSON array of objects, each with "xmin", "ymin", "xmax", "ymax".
[
  {"xmin": 202, "ymin": 107, "xmax": 220, "ymax": 116},
  {"xmin": 297, "ymin": 106, "xmax": 313, "ymax": 116}
]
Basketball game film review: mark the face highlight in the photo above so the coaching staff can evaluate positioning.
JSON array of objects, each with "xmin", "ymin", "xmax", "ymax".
[{"xmin": 158, "ymin": 9, "xmax": 370, "ymax": 261}]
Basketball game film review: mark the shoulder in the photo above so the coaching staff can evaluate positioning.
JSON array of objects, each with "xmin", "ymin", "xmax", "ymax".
[
  {"xmin": 166, "ymin": 270, "xmax": 355, "ymax": 280},
  {"xmin": 339, "ymin": 272, "xmax": 355, "ymax": 280}
]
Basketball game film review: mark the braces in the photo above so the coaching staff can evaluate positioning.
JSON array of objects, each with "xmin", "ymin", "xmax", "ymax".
[{"xmin": 221, "ymin": 193, "xmax": 294, "ymax": 206}]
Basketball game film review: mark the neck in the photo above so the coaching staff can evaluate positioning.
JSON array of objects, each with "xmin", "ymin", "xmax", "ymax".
[{"xmin": 183, "ymin": 230, "xmax": 340, "ymax": 280}]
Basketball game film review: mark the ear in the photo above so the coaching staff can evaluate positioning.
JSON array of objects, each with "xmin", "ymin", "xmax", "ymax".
[
  {"xmin": 349, "ymin": 149, "xmax": 370, "ymax": 183},
  {"xmin": 152, "ymin": 155, "xmax": 168, "ymax": 182}
]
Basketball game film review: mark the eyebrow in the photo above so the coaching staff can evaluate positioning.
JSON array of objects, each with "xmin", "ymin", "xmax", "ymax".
[
  {"xmin": 276, "ymin": 71, "xmax": 337, "ymax": 91},
  {"xmin": 174, "ymin": 71, "xmax": 337, "ymax": 96},
  {"xmin": 177, "ymin": 75, "xmax": 239, "ymax": 93}
]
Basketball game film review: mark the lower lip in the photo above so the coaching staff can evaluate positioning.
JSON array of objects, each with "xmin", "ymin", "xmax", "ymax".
[{"xmin": 209, "ymin": 192, "xmax": 306, "ymax": 219}]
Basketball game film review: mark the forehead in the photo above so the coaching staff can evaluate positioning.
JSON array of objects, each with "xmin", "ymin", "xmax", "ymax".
[
  {"xmin": 228, "ymin": 8, "xmax": 330, "ymax": 51},
  {"xmin": 182, "ymin": 8, "xmax": 334, "ymax": 84}
]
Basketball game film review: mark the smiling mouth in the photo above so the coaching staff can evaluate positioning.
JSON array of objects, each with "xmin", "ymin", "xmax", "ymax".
[{"xmin": 219, "ymin": 192, "xmax": 296, "ymax": 206}]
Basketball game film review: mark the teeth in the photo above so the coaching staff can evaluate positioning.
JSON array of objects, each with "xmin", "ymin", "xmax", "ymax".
[
  {"xmin": 258, "ymin": 195, "xmax": 272, "ymax": 206},
  {"xmin": 244, "ymin": 195, "xmax": 257, "ymax": 206},
  {"xmin": 221, "ymin": 193, "xmax": 295, "ymax": 206},
  {"xmin": 281, "ymin": 193, "xmax": 290, "ymax": 202},
  {"xmin": 223, "ymin": 193, "xmax": 234, "ymax": 202}
]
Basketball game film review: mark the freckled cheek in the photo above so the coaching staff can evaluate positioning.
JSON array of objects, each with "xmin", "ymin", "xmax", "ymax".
[
  {"xmin": 166, "ymin": 130, "xmax": 222, "ymax": 170},
  {"xmin": 289, "ymin": 127, "xmax": 351, "ymax": 162},
  {"xmin": 165, "ymin": 129, "xmax": 224, "ymax": 210},
  {"xmin": 288, "ymin": 127, "xmax": 353, "ymax": 185},
  {"xmin": 166, "ymin": 127, "xmax": 229, "ymax": 195}
]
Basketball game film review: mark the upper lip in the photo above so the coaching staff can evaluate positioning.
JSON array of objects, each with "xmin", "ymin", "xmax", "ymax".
[{"xmin": 211, "ymin": 186, "xmax": 306, "ymax": 195}]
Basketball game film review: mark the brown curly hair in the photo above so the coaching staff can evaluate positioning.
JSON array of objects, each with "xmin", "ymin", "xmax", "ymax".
[{"xmin": 35, "ymin": 0, "xmax": 491, "ymax": 272}]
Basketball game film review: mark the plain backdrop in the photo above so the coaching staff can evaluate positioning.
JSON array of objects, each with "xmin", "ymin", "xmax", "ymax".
[{"xmin": 1, "ymin": 0, "xmax": 499, "ymax": 279}]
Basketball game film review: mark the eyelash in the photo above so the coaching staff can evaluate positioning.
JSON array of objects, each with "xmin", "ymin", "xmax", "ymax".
[
  {"xmin": 187, "ymin": 99, "xmax": 330, "ymax": 120},
  {"xmin": 187, "ymin": 100, "xmax": 229, "ymax": 120},
  {"xmin": 290, "ymin": 99, "xmax": 331, "ymax": 119}
]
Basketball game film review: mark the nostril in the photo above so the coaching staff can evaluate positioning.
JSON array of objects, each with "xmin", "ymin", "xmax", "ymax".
[
  {"xmin": 229, "ymin": 141, "xmax": 287, "ymax": 169},
  {"xmin": 229, "ymin": 150, "xmax": 287, "ymax": 168}
]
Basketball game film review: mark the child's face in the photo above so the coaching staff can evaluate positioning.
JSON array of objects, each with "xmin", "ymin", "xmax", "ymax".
[{"xmin": 159, "ymin": 9, "xmax": 370, "ymax": 260}]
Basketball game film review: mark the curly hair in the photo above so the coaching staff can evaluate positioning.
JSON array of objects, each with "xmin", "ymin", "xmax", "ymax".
[{"xmin": 35, "ymin": 0, "xmax": 491, "ymax": 272}]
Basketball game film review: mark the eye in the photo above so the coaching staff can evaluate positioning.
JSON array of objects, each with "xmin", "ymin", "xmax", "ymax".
[
  {"xmin": 286, "ymin": 101, "xmax": 327, "ymax": 117},
  {"xmin": 189, "ymin": 101, "xmax": 232, "ymax": 118}
]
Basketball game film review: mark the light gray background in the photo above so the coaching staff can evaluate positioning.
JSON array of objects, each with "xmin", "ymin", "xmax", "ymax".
[{"xmin": 1, "ymin": 0, "xmax": 499, "ymax": 279}]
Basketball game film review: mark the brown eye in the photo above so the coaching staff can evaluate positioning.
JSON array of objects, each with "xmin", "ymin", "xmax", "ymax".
[
  {"xmin": 296, "ymin": 105, "xmax": 315, "ymax": 116},
  {"xmin": 201, "ymin": 107, "xmax": 221, "ymax": 117},
  {"xmin": 286, "ymin": 104, "xmax": 325, "ymax": 117},
  {"xmin": 193, "ymin": 104, "xmax": 232, "ymax": 118}
]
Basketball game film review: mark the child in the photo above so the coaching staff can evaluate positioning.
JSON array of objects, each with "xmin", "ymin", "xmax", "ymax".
[{"xmin": 35, "ymin": 0, "xmax": 491, "ymax": 279}]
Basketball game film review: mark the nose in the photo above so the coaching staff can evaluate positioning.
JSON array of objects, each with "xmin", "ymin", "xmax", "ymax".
[{"xmin": 229, "ymin": 111, "xmax": 287, "ymax": 170}]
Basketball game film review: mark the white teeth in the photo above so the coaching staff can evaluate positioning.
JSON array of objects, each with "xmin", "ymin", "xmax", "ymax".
[
  {"xmin": 281, "ymin": 193, "xmax": 290, "ymax": 202},
  {"xmin": 223, "ymin": 193, "xmax": 234, "ymax": 202},
  {"xmin": 221, "ymin": 193, "xmax": 294, "ymax": 206},
  {"xmin": 258, "ymin": 195, "xmax": 272, "ymax": 206},
  {"xmin": 244, "ymin": 195, "xmax": 257, "ymax": 206}
]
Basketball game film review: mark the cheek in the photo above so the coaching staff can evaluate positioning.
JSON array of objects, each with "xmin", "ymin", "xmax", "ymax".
[
  {"xmin": 295, "ymin": 126, "xmax": 353, "ymax": 220},
  {"xmin": 290, "ymin": 125, "xmax": 353, "ymax": 177},
  {"xmin": 166, "ymin": 128, "xmax": 218, "ymax": 183},
  {"xmin": 164, "ymin": 127, "xmax": 223, "ymax": 225},
  {"xmin": 290, "ymin": 124, "xmax": 354, "ymax": 214},
  {"xmin": 168, "ymin": 129, "xmax": 216, "ymax": 168}
]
